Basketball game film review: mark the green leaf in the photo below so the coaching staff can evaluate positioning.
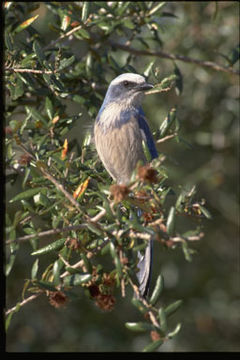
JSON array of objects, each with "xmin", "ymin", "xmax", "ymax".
[
  {"xmin": 5, "ymin": 303, "xmax": 22, "ymax": 331},
  {"xmin": 15, "ymin": 14, "xmax": 39, "ymax": 33},
  {"xmin": 117, "ymin": 2, "xmax": 130, "ymax": 15},
  {"xmin": 143, "ymin": 61, "xmax": 155, "ymax": 78},
  {"xmin": 228, "ymin": 44, "xmax": 240, "ymax": 66},
  {"xmin": 45, "ymin": 97, "xmax": 54, "ymax": 120},
  {"xmin": 4, "ymin": 31, "xmax": 14, "ymax": 51},
  {"xmin": 25, "ymin": 106, "xmax": 48, "ymax": 126},
  {"xmin": 63, "ymin": 273, "xmax": 92, "ymax": 286},
  {"xmin": 81, "ymin": 253, "xmax": 92, "ymax": 273},
  {"xmin": 52, "ymin": 259, "xmax": 61, "ymax": 285},
  {"xmin": 110, "ymin": 242, "xmax": 122, "ymax": 276},
  {"xmin": 164, "ymin": 300, "xmax": 182, "ymax": 317},
  {"xmin": 123, "ymin": 19, "xmax": 135, "ymax": 29},
  {"xmin": 31, "ymin": 238, "xmax": 66, "ymax": 256},
  {"xmin": 131, "ymin": 297, "xmax": 149, "ymax": 314},
  {"xmin": 159, "ymin": 107, "xmax": 176, "ymax": 137},
  {"xmin": 13, "ymin": 211, "xmax": 23, "ymax": 228},
  {"xmin": 43, "ymin": 74, "xmax": 65, "ymax": 92},
  {"xmin": 168, "ymin": 323, "xmax": 182, "ymax": 338},
  {"xmin": 82, "ymin": 2, "xmax": 90, "ymax": 22},
  {"xmin": 34, "ymin": 280, "xmax": 57, "ymax": 291},
  {"xmin": 10, "ymin": 187, "xmax": 47, "ymax": 203},
  {"xmin": 61, "ymin": 14, "xmax": 71, "ymax": 31},
  {"xmin": 166, "ymin": 206, "xmax": 176, "ymax": 236},
  {"xmin": 75, "ymin": 28, "xmax": 90, "ymax": 39},
  {"xmin": 86, "ymin": 223, "xmax": 103, "ymax": 236},
  {"xmin": 33, "ymin": 40, "xmax": 46, "ymax": 67},
  {"xmin": 181, "ymin": 241, "xmax": 193, "ymax": 262},
  {"xmin": 198, "ymin": 204, "xmax": 212, "ymax": 219},
  {"xmin": 143, "ymin": 339, "xmax": 164, "ymax": 352},
  {"xmin": 31, "ymin": 258, "xmax": 39, "ymax": 279},
  {"xmin": 148, "ymin": 2, "xmax": 166, "ymax": 16},
  {"xmin": 142, "ymin": 140, "xmax": 152, "ymax": 162},
  {"xmin": 5, "ymin": 241, "xmax": 19, "ymax": 276},
  {"xmin": 58, "ymin": 56, "xmax": 75, "ymax": 71},
  {"xmin": 158, "ymin": 308, "xmax": 167, "ymax": 333},
  {"xmin": 125, "ymin": 322, "xmax": 153, "ymax": 332},
  {"xmin": 97, "ymin": 22, "xmax": 112, "ymax": 32},
  {"xmin": 149, "ymin": 274, "xmax": 164, "ymax": 305},
  {"xmin": 85, "ymin": 52, "xmax": 92, "ymax": 76},
  {"xmin": 5, "ymin": 312, "xmax": 14, "ymax": 332},
  {"xmin": 20, "ymin": 53, "xmax": 36, "ymax": 67},
  {"xmin": 174, "ymin": 64, "xmax": 183, "ymax": 95}
]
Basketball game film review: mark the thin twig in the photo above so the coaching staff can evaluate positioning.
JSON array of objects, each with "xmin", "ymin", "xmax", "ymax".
[
  {"xmin": 119, "ymin": 249, "xmax": 126, "ymax": 298},
  {"xmin": 60, "ymin": 239, "xmax": 110, "ymax": 278},
  {"xmin": 128, "ymin": 278, "xmax": 160, "ymax": 328},
  {"xmin": 6, "ymin": 224, "xmax": 87, "ymax": 245},
  {"xmin": 172, "ymin": 233, "xmax": 204, "ymax": 242},
  {"xmin": 146, "ymin": 86, "xmax": 173, "ymax": 95},
  {"xmin": 109, "ymin": 41, "xmax": 239, "ymax": 76},
  {"xmin": 90, "ymin": 208, "xmax": 107, "ymax": 222},
  {"xmin": 157, "ymin": 133, "xmax": 178, "ymax": 144},
  {"xmin": 43, "ymin": 24, "xmax": 83, "ymax": 51},
  {"xmin": 5, "ymin": 293, "xmax": 42, "ymax": 316},
  {"xmin": 39, "ymin": 165, "xmax": 84, "ymax": 214},
  {"xmin": 5, "ymin": 67, "xmax": 56, "ymax": 74}
]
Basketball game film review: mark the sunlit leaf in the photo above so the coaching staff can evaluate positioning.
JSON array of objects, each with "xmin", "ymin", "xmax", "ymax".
[{"xmin": 15, "ymin": 14, "xmax": 39, "ymax": 33}]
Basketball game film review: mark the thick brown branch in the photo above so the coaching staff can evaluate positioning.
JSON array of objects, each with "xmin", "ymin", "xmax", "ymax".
[{"xmin": 108, "ymin": 41, "xmax": 239, "ymax": 76}]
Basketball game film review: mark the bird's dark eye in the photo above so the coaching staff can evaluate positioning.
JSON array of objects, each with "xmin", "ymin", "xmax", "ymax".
[{"xmin": 123, "ymin": 81, "xmax": 129, "ymax": 87}]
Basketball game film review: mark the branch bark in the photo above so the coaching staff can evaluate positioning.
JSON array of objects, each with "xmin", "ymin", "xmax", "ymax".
[{"xmin": 108, "ymin": 41, "xmax": 239, "ymax": 76}]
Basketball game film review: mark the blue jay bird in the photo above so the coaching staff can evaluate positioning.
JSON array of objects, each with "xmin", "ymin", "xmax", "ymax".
[{"xmin": 94, "ymin": 73, "xmax": 158, "ymax": 297}]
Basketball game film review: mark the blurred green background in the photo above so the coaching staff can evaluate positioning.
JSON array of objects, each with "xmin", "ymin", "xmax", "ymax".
[{"xmin": 5, "ymin": 2, "xmax": 239, "ymax": 351}]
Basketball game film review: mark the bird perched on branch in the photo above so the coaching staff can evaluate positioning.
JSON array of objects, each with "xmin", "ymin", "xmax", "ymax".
[{"xmin": 94, "ymin": 73, "xmax": 158, "ymax": 297}]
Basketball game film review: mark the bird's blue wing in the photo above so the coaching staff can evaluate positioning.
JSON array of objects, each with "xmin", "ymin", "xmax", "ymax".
[{"xmin": 137, "ymin": 107, "xmax": 158, "ymax": 160}]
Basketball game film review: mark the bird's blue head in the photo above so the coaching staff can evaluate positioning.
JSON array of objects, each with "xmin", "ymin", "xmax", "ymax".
[{"xmin": 101, "ymin": 73, "xmax": 153, "ymax": 109}]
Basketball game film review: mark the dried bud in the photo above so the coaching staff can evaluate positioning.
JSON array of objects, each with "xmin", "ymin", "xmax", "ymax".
[
  {"xmin": 48, "ymin": 291, "xmax": 68, "ymax": 308},
  {"xmin": 110, "ymin": 184, "xmax": 130, "ymax": 203},
  {"xmin": 88, "ymin": 284, "xmax": 100, "ymax": 297},
  {"xmin": 120, "ymin": 256, "xmax": 128, "ymax": 265},
  {"xmin": 102, "ymin": 273, "xmax": 116, "ymax": 288},
  {"xmin": 137, "ymin": 164, "xmax": 158, "ymax": 183},
  {"xmin": 150, "ymin": 330, "xmax": 162, "ymax": 341},
  {"xmin": 65, "ymin": 237, "xmax": 81, "ymax": 251},
  {"xmin": 19, "ymin": 153, "xmax": 32, "ymax": 166},
  {"xmin": 135, "ymin": 190, "xmax": 148, "ymax": 203},
  {"xmin": 143, "ymin": 212, "xmax": 154, "ymax": 223},
  {"xmin": 95, "ymin": 294, "xmax": 116, "ymax": 311},
  {"xmin": 165, "ymin": 239, "xmax": 174, "ymax": 248},
  {"xmin": 5, "ymin": 126, "xmax": 13, "ymax": 135}
]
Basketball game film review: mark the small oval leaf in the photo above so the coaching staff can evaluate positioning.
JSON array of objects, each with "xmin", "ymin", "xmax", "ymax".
[
  {"xmin": 143, "ymin": 339, "xmax": 164, "ymax": 352},
  {"xmin": 63, "ymin": 273, "xmax": 92, "ymax": 286},
  {"xmin": 166, "ymin": 206, "xmax": 176, "ymax": 236},
  {"xmin": 125, "ymin": 322, "xmax": 153, "ymax": 332},
  {"xmin": 149, "ymin": 274, "xmax": 164, "ymax": 305},
  {"xmin": 31, "ymin": 238, "xmax": 66, "ymax": 256}
]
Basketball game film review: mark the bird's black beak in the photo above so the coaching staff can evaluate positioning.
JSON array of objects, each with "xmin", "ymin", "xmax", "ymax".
[{"xmin": 137, "ymin": 83, "xmax": 154, "ymax": 92}]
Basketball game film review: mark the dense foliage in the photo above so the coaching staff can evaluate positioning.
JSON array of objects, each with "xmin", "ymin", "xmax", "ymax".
[{"xmin": 5, "ymin": 2, "xmax": 239, "ymax": 352}]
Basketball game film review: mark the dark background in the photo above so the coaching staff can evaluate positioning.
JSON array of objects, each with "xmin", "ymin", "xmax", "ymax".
[{"xmin": 5, "ymin": 2, "xmax": 239, "ymax": 351}]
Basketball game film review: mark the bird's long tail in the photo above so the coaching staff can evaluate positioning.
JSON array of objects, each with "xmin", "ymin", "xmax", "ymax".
[{"xmin": 136, "ymin": 238, "xmax": 153, "ymax": 298}]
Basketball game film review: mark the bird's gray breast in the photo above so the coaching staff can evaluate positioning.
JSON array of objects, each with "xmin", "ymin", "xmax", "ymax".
[{"xmin": 94, "ymin": 109, "xmax": 146, "ymax": 184}]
